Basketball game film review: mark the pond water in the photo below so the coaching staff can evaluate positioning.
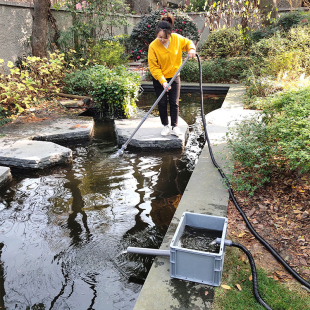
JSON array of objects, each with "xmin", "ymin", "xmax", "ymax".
[{"xmin": 0, "ymin": 92, "xmax": 224, "ymax": 310}]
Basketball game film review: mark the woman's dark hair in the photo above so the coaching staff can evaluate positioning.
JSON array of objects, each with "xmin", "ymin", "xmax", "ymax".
[{"xmin": 155, "ymin": 13, "xmax": 174, "ymax": 38}]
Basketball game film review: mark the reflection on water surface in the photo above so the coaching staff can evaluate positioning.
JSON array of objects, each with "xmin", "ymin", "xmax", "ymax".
[{"xmin": 0, "ymin": 92, "xmax": 224, "ymax": 309}]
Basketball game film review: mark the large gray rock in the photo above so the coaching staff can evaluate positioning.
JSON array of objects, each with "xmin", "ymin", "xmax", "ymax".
[
  {"xmin": 0, "ymin": 166, "xmax": 12, "ymax": 188},
  {"xmin": 0, "ymin": 140, "xmax": 72, "ymax": 169},
  {"xmin": 115, "ymin": 116, "xmax": 188, "ymax": 150}
]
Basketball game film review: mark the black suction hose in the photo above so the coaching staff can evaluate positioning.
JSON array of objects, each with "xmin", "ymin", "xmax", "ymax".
[
  {"xmin": 195, "ymin": 52, "xmax": 310, "ymax": 290},
  {"xmin": 232, "ymin": 242, "xmax": 272, "ymax": 310}
]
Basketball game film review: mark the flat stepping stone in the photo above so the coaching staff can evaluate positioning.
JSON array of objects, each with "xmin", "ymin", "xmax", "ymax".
[
  {"xmin": 0, "ymin": 117, "xmax": 94, "ymax": 143},
  {"xmin": 0, "ymin": 166, "xmax": 12, "ymax": 188},
  {"xmin": 0, "ymin": 140, "xmax": 72, "ymax": 169},
  {"xmin": 115, "ymin": 116, "xmax": 188, "ymax": 150}
]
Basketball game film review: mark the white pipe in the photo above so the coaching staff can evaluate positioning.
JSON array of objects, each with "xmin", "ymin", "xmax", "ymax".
[{"xmin": 126, "ymin": 247, "xmax": 170, "ymax": 256}]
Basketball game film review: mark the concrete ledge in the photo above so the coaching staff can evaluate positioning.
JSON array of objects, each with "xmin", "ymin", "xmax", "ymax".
[
  {"xmin": 0, "ymin": 166, "xmax": 12, "ymax": 188},
  {"xmin": 133, "ymin": 83, "xmax": 248, "ymax": 310}
]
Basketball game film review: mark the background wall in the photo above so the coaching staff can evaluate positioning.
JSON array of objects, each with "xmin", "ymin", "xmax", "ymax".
[{"xmin": 0, "ymin": 0, "xmax": 305, "ymax": 68}]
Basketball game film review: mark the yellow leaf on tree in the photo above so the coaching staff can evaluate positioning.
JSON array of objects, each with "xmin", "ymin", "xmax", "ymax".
[{"xmin": 221, "ymin": 285, "xmax": 231, "ymax": 290}]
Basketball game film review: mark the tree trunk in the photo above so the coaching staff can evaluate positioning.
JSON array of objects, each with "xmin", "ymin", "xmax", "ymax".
[
  {"xmin": 260, "ymin": 0, "xmax": 278, "ymax": 23},
  {"xmin": 31, "ymin": 0, "xmax": 49, "ymax": 57},
  {"xmin": 47, "ymin": 1, "xmax": 60, "ymax": 49}
]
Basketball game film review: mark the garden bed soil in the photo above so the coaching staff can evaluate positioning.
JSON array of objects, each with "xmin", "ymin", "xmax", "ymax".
[{"xmin": 227, "ymin": 168, "xmax": 310, "ymax": 290}]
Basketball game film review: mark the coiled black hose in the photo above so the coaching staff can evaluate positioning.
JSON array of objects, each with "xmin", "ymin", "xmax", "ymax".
[
  {"xmin": 195, "ymin": 53, "xmax": 310, "ymax": 289},
  {"xmin": 231, "ymin": 242, "xmax": 272, "ymax": 310}
]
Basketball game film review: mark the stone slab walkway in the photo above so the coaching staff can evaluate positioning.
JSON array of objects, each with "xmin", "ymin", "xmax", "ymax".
[
  {"xmin": 115, "ymin": 116, "xmax": 188, "ymax": 150},
  {"xmin": 0, "ymin": 116, "xmax": 94, "ymax": 185}
]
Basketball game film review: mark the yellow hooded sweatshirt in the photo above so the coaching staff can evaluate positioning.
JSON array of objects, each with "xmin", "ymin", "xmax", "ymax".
[{"xmin": 148, "ymin": 33, "xmax": 195, "ymax": 85}]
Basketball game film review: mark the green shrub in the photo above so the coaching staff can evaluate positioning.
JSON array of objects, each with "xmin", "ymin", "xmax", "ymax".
[
  {"xmin": 0, "ymin": 52, "xmax": 67, "ymax": 115},
  {"xmin": 63, "ymin": 69, "xmax": 93, "ymax": 96},
  {"xmin": 243, "ymin": 73, "xmax": 284, "ymax": 109},
  {"xmin": 129, "ymin": 9, "xmax": 200, "ymax": 56},
  {"xmin": 286, "ymin": 24, "xmax": 310, "ymax": 51},
  {"xmin": 249, "ymin": 11, "xmax": 310, "ymax": 43},
  {"xmin": 87, "ymin": 39, "xmax": 129, "ymax": 68},
  {"xmin": 181, "ymin": 57, "xmax": 253, "ymax": 83},
  {"xmin": 267, "ymin": 50, "xmax": 307, "ymax": 78},
  {"xmin": 200, "ymin": 28, "xmax": 245, "ymax": 58},
  {"xmin": 274, "ymin": 11, "xmax": 305, "ymax": 31},
  {"xmin": 90, "ymin": 65, "xmax": 140, "ymax": 118},
  {"xmin": 226, "ymin": 116, "xmax": 276, "ymax": 194},
  {"xmin": 227, "ymin": 86, "xmax": 310, "ymax": 194},
  {"xmin": 249, "ymin": 36, "xmax": 289, "ymax": 58},
  {"xmin": 263, "ymin": 87, "xmax": 310, "ymax": 173},
  {"xmin": 63, "ymin": 65, "xmax": 140, "ymax": 118}
]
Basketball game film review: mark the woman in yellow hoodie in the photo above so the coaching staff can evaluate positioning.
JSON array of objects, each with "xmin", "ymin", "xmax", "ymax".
[{"xmin": 148, "ymin": 13, "xmax": 196, "ymax": 137}]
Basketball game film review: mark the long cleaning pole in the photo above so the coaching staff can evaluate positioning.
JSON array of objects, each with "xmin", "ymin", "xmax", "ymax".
[{"xmin": 116, "ymin": 55, "xmax": 190, "ymax": 156}]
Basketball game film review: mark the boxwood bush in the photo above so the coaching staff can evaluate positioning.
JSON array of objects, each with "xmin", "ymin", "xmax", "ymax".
[
  {"xmin": 180, "ymin": 57, "xmax": 253, "ymax": 83},
  {"xmin": 200, "ymin": 28, "xmax": 245, "ymax": 58}
]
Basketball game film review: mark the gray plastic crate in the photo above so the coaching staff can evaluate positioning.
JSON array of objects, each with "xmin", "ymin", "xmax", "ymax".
[{"xmin": 170, "ymin": 212, "xmax": 228, "ymax": 286}]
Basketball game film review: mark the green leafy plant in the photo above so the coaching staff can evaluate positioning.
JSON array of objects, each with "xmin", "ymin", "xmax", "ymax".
[
  {"xmin": 200, "ymin": 28, "xmax": 245, "ymax": 58},
  {"xmin": 129, "ymin": 9, "xmax": 200, "ymax": 57},
  {"xmin": 250, "ymin": 11, "xmax": 310, "ymax": 43},
  {"xmin": 226, "ymin": 86, "xmax": 310, "ymax": 194},
  {"xmin": 263, "ymin": 87, "xmax": 310, "ymax": 173},
  {"xmin": 64, "ymin": 65, "xmax": 141, "ymax": 118},
  {"xmin": 274, "ymin": 11, "xmax": 305, "ymax": 31},
  {"xmin": 180, "ymin": 57, "xmax": 253, "ymax": 83},
  {"xmin": 0, "ymin": 52, "xmax": 67, "ymax": 116},
  {"xmin": 226, "ymin": 116, "xmax": 277, "ymax": 195},
  {"xmin": 63, "ymin": 69, "xmax": 93, "ymax": 95},
  {"xmin": 87, "ymin": 39, "xmax": 129, "ymax": 68},
  {"xmin": 90, "ymin": 65, "xmax": 140, "ymax": 118}
]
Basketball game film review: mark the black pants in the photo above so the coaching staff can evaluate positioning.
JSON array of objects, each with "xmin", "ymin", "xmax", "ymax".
[{"xmin": 153, "ymin": 75, "xmax": 181, "ymax": 128}]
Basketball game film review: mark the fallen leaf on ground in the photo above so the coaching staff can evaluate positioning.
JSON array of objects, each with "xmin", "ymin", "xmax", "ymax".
[
  {"xmin": 235, "ymin": 284, "xmax": 242, "ymax": 291},
  {"xmin": 221, "ymin": 285, "xmax": 231, "ymax": 290}
]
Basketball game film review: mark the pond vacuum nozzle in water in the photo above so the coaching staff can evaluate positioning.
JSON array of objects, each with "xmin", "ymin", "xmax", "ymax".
[{"xmin": 115, "ymin": 55, "xmax": 190, "ymax": 156}]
